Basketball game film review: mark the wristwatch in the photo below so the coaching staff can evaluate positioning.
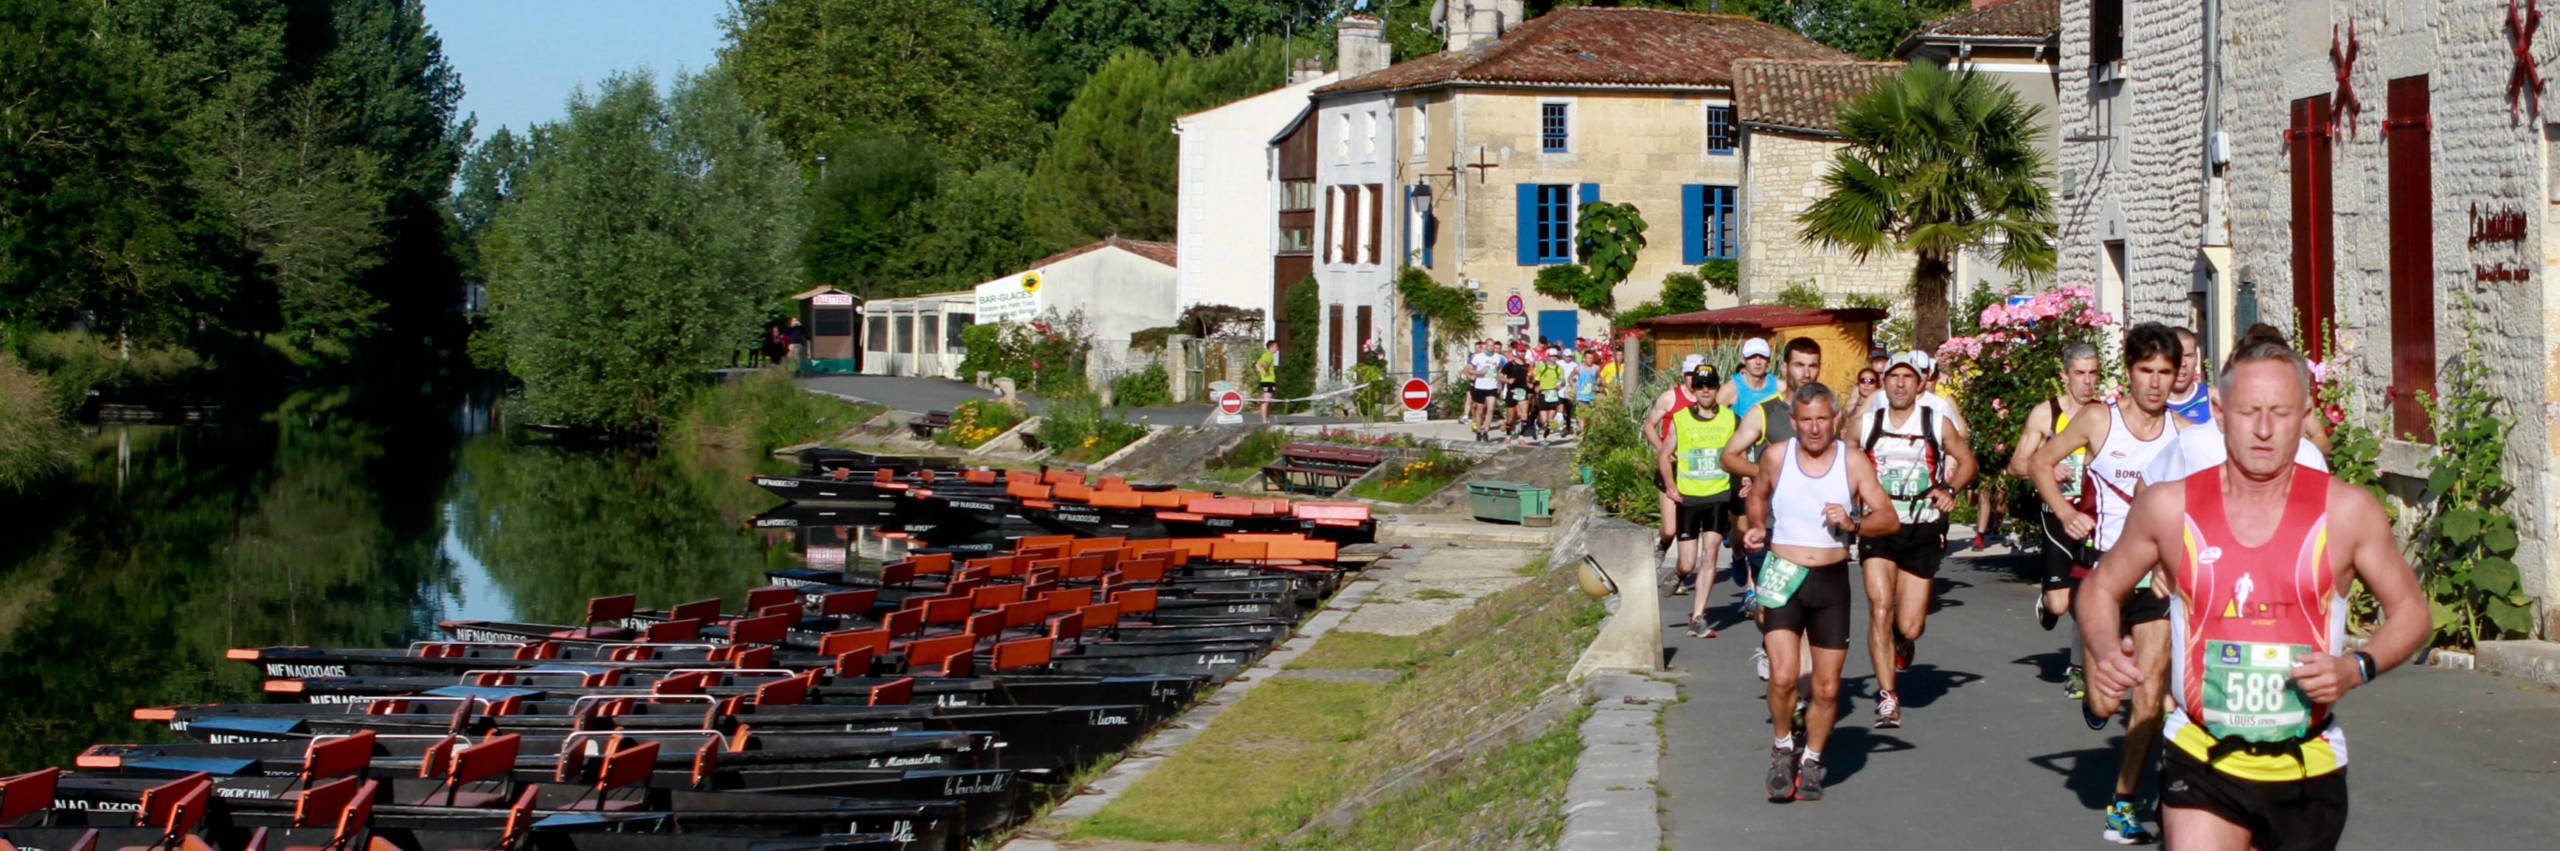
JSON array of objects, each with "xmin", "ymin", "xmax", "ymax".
[{"xmin": 2351, "ymin": 651, "xmax": 2378, "ymax": 684}]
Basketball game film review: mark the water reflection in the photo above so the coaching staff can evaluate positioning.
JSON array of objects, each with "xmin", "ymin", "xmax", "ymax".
[{"xmin": 0, "ymin": 390, "xmax": 799, "ymax": 772}]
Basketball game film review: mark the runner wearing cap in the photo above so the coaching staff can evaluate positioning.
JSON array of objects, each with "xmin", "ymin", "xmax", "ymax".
[
  {"xmin": 1568, "ymin": 350, "xmax": 1598, "ymax": 436},
  {"xmin": 2030, "ymin": 322, "xmax": 2190, "ymax": 844},
  {"xmin": 1857, "ymin": 351, "xmax": 1972, "ymax": 436},
  {"xmin": 2081, "ymin": 336, "xmax": 2427, "ymax": 851},
  {"xmin": 1740, "ymin": 380, "xmax": 1899, "ymax": 802},
  {"xmin": 1532, "ymin": 349, "xmax": 1566, "ymax": 439},
  {"xmin": 1647, "ymin": 353, "xmax": 1712, "ymax": 565},
  {"xmin": 1850, "ymin": 352, "xmax": 1977, "ymax": 728},
  {"xmin": 1465, "ymin": 340, "xmax": 1506, "ymax": 441},
  {"xmin": 1660, "ymin": 363, "xmax": 1738, "ymax": 638},
  {"xmin": 1720, "ymin": 337, "xmax": 1789, "ymax": 414}
]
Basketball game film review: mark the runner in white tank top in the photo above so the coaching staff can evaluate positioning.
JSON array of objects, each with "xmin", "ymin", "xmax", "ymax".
[
  {"xmin": 1739, "ymin": 383, "xmax": 1897, "ymax": 804},
  {"xmin": 2026, "ymin": 322, "xmax": 2191, "ymax": 844}
]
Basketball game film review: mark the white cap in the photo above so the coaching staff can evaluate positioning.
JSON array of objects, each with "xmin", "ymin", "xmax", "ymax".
[
  {"xmin": 1740, "ymin": 338, "xmax": 1772, "ymax": 360},
  {"xmin": 1887, "ymin": 352, "xmax": 1926, "ymax": 376},
  {"xmin": 1908, "ymin": 350, "xmax": 1936, "ymax": 373},
  {"xmin": 1679, "ymin": 353, "xmax": 1705, "ymax": 373}
]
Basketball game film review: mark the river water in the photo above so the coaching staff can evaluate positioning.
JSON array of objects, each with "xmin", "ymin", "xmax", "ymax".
[{"xmin": 0, "ymin": 390, "xmax": 820, "ymax": 772}]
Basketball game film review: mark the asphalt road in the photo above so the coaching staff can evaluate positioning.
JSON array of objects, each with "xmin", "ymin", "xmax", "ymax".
[
  {"xmin": 796, "ymin": 374, "xmax": 1360, "ymax": 426},
  {"xmin": 1653, "ymin": 536, "xmax": 2560, "ymax": 849}
]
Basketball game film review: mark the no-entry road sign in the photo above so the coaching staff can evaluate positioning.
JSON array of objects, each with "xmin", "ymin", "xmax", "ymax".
[
  {"xmin": 1217, "ymin": 390, "xmax": 1245, "ymax": 414},
  {"xmin": 1400, "ymin": 378, "xmax": 1431, "ymax": 410}
]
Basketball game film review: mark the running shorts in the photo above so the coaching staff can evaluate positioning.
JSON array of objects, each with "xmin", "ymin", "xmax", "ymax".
[
  {"xmin": 1469, "ymin": 386, "xmax": 1497, "ymax": 402},
  {"xmin": 1257, "ymin": 381, "xmax": 1278, "ymax": 397},
  {"xmin": 2121, "ymin": 584, "xmax": 2172, "ymax": 626},
  {"xmin": 1859, "ymin": 519, "xmax": 1950, "ymax": 579},
  {"xmin": 2161, "ymin": 747, "xmax": 2348, "ymax": 851},
  {"xmin": 1760, "ymin": 562, "xmax": 1852, "ymax": 650},
  {"xmin": 1674, "ymin": 494, "xmax": 1733, "ymax": 542},
  {"xmin": 2040, "ymin": 508, "xmax": 2096, "ymax": 591}
]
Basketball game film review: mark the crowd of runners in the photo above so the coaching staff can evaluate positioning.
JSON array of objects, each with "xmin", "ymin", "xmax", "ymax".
[
  {"xmin": 1645, "ymin": 322, "xmax": 2429, "ymax": 849},
  {"xmin": 1460, "ymin": 337, "xmax": 1624, "ymax": 442}
]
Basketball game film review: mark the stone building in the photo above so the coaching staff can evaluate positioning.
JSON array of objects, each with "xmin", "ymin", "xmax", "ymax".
[
  {"xmin": 2058, "ymin": 0, "xmax": 2222, "ymax": 357},
  {"xmin": 1309, "ymin": 14, "xmax": 1397, "ymax": 382},
  {"xmin": 1732, "ymin": 59, "xmax": 1914, "ymax": 305},
  {"xmin": 2214, "ymin": 0, "xmax": 2560, "ymax": 637},
  {"xmin": 1302, "ymin": 5, "xmax": 1851, "ymax": 383},
  {"xmin": 1899, "ymin": 0, "xmax": 2064, "ymax": 302}
]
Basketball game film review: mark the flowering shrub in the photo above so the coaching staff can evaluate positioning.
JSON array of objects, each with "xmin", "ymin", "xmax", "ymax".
[
  {"xmin": 956, "ymin": 310, "xmax": 1090, "ymax": 397},
  {"xmin": 1036, "ymin": 395, "xmax": 1147, "ymax": 463},
  {"xmin": 1933, "ymin": 285, "xmax": 2117, "ymax": 534},
  {"xmin": 935, "ymin": 399, "xmax": 1024, "ymax": 448},
  {"xmin": 1351, "ymin": 446, "xmax": 1474, "ymax": 503}
]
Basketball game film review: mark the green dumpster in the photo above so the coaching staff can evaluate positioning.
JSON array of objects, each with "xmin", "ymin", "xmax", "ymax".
[{"xmin": 1467, "ymin": 481, "xmax": 1552, "ymax": 525}]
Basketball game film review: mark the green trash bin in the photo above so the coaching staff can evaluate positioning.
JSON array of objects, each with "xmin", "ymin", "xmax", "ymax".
[{"xmin": 1467, "ymin": 481, "xmax": 1553, "ymax": 525}]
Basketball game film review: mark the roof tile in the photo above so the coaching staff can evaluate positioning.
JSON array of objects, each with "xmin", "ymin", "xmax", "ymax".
[
  {"xmin": 1914, "ymin": 0, "xmax": 2059, "ymax": 40},
  {"xmin": 1317, "ymin": 7, "xmax": 1848, "ymax": 95},
  {"xmin": 1732, "ymin": 59, "xmax": 1901, "ymax": 136},
  {"xmin": 1027, "ymin": 236, "xmax": 1177, "ymax": 271}
]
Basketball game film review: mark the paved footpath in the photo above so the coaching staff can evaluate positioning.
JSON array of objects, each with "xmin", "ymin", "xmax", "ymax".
[{"xmin": 1654, "ymin": 537, "xmax": 2560, "ymax": 849}]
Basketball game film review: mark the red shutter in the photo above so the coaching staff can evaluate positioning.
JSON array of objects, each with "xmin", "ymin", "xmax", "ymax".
[
  {"xmin": 1327, "ymin": 305, "xmax": 1345, "ymax": 372},
  {"xmin": 2385, "ymin": 77, "xmax": 2435, "ymax": 441},
  {"xmin": 2286, "ymin": 96, "xmax": 2336, "ymax": 360},
  {"xmin": 1323, "ymin": 188, "xmax": 1337, "ymax": 263},
  {"xmin": 1367, "ymin": 184, "xmax": 1383, "ymax": 264}
]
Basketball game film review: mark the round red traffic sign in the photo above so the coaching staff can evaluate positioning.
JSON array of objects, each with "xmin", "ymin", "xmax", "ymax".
[
  {"xmin": 1399, "ymin": 378, "xmax": 1431, "ymax": 410},
  {"xmin": 1217, "ymin": 390, "xmax": 1245, "ymax": 414},
  {"xmin": 1505, "ymin": 294, "xmax": 1525, "ymax": 316}
]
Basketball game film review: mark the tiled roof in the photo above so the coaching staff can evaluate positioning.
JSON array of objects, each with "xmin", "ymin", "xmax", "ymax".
[
  {"xmin": 1316, "ymin": 7, "xmax": 1848, "ymax": 95},
  {"xmin": 1732, "ymin": 59, "xmax": 1901, "ymax": 136},
  {"xmin": 1028, "ymin": 236, "xmax": 1177, "ymax": 271},
  {"xmin": 1635, "ymin": 305, "xmax": 1888, "ymax": 330},
  {"xmin": 1912, "ymin": 0, "xmax": 2059, "ymax": 41}
]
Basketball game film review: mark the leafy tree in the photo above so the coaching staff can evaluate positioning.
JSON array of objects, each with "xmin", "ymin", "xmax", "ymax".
[
  {"xmin": 1026, "ymin": 41, "xmax": 1290, "ymax": 247},
  {"xmin": 1396, "ymin": 267, "xmax": 1480, "ymax": 356},
  {"xmin": 1532, "ymin": 200, "xmax": 1647, "ymax": 317},
  {"xmin": 722, "ymin": 0, "xmax": 1041, "ymax": 163},
  {"xmin": 1278, "ymin": 277, "xmax": 1320, "ymax": 408},
  {"xmin": 800, "ymin": 135, "xmax": 944, "ymax": 298},
  {"xmin": 979, "ymin": 0, "xmax": 1323, "ymax": 117},
  {"xmin": 1773, "ymin": 281, "xmax": 1826, "ymax": 308},
  {"xmin": 192, "ymin": 86, "xmax": 392, "ymax": 347},
  {"xmin": 479, "ymin": 68, "xmax": 804, "ymax": 430},
  {"xmin": 1797, "ymin": 62, "xmax": 2052, "ymax": 351}
]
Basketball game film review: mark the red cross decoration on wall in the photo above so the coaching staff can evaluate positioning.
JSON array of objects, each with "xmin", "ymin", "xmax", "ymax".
[
  {"xmin": 2512, "ymin": 0, "xmax": 2545, "ymax": 119},
  {"xmin": 2330, "ymin": 21, "xmax": 2362, "ymax": 136}
]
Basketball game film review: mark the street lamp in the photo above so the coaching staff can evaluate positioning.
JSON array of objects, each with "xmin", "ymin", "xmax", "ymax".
[{"xmin": 815, "ymin": 154, "xmax": 828, "ymax": 182}]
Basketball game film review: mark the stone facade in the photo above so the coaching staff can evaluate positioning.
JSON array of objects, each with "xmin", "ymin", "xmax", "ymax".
[
  {"xmin": 2058, "ymin": 0, "xmax": 2213, "ymax": 340},
  {"xmin": 1738, "ymin": 131, "xmax": 1914, "ymax": 303},
  {"xmin": 2218, "ymin": 0, "xmax": 2559, "ymax": 634}
]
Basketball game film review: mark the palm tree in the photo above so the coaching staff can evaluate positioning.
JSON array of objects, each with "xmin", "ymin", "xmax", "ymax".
[{"xmin": 1797, "ymin": 62, "xmax": 2055, "ymax": 351}]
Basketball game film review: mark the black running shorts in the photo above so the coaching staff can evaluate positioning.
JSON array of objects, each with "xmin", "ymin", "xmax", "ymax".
[
  {"xmin": 1859, "ymin": 519, "xmax": 1950, "ymax": 578},
  {"xmin": 1760, "ymin": 561, "xmax": 1852, "ymax": 650},
  {"xmin": 1674, "ymin": 494, "xmax": 1733, "ymax": 542},
  {"xmin": 1469, "ymin": 386, "xmax": 1497, "ymax": 402},
  {"xmin": 1258, "ymin": 381, "xmax": 1278, "ymax": 397},
  {"xmin": 2040, "ymin": 509, "xmax": 2095, "ymax": 591},
  {"xmin": 2121, "ymin": 584, "xmax": 2172, "ymax": 626},
  {"xmin": 2161, "ymin": 747, "xmax": 2348, "ymax": 851}
]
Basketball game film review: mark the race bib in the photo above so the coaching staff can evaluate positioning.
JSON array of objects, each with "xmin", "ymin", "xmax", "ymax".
[
  {"xmin": 1541, "ymin": 389, "xmax": 1560, "ymax": 404},
  {"xmin": 1758, "ymin": 553, "xmax": 1812, "ymax": 608},
  {"xmin": 2201, "ymin": 640, "xmax": 2315, "ymax": 742},
  {"xmin": 1679, "ymin": 448, "xmax": 1724, "ymax": 483},
  {"xmin": 1879, "ymin": 464, "xmax": 1933, "ymax": 515}
]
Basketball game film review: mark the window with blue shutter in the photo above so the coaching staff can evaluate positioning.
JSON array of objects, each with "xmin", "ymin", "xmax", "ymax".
[
  {"xmin": 1707, "ymin": 106, "xmax": 1737, "ymax": 154},
  {"xmin": 1541, "ymin": 103, "xmax": 1570, "ymax": 152},
  {"xmin": 1517, "ymin": 183, "xmax": 1576, "ymax": 265},
  {"xmin": 1702, "ymin": 185, "xmax": 1736, "ymax": 260},
  {"xmin": 1681, "ymin": 185, "xmax": 1707, "ymax": 264}
]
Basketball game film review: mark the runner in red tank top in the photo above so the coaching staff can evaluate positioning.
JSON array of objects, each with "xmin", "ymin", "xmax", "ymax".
[{"xmin": 2078, "ymin": 341, "xmax": 2428, "ymax": 851}]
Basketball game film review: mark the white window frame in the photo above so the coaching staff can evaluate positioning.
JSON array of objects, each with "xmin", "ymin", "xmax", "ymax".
[
  {"xmin": 1363, "ymin": 110, "xmax": 1379, "ymax": 162},
  {"xmin": 1335, "ymin": 113, "xmax": 1351, "ymax": 163},
  {"xmin": 1410, "ymin": 103, "xmax": 1429, "ymax": 162},
  {"xmin": 1538, "ymin": 97, "xmax": 1576, "ymax": 155}
]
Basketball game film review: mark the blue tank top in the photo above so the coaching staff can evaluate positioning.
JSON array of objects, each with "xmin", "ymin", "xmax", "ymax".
[
  {"xmin": 2168, "ymin": 386, "xmax": 2211, "ymax": 424},
  {"xmin": 1574, "ymin": 366, "xmax": 1597, "ymax": 401},
  {"xmin": 1732, "ymin": 372, "xmax": 1782, "ymax": 415}
]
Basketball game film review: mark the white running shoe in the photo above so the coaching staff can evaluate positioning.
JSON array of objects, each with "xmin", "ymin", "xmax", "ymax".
[{"xmin": 1753, "ymin": 648, "xmax": 1771, "ymax": 682}]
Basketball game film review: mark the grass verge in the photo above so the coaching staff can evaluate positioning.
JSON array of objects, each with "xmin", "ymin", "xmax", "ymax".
[
  {"xmin": 1068, "ymin": 564, "xmax": 1604, "ymax": 846},
  {"xmin": 1347, "ymin": 447, "xmax": 1474, "ymax": 504},
  {"xmin": 669, "ymin": 369, "xmax": 881, "ymax": 453},
  {"xmin": 1201, "ymin": 428, "xmax": 1286, "ymax": 482},
  {"xmin": 1278, "ymin": 706, "xmax": 1589, "ymax": 850}
]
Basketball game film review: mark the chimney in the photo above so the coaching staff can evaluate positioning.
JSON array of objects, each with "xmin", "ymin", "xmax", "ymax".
[
  {"xmin": 1444, "ymin": 0, "xmax": 1525, "ymax": 52},
  {"xmin": 1290, "ymin": 56, "xmax": 1326, "ymax": 84},
  {"xmin": 1336, "ymin": 14, "xmax": 1389, "ymax": 79}
]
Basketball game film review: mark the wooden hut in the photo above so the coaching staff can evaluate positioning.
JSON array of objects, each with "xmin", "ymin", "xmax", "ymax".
[
  {"xmin": 792, "ymin": 286, "xmax": 863, "ymax": 374},
  {"xmin": 1634, "ymin": 305, "xmax": 1884, "ymax": 395}
]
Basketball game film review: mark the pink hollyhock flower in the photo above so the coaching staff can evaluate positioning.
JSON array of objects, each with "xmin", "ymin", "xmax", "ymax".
[{"xmin": 2307, "ymin": 359, "xmax": 2328, "ymax": 385}]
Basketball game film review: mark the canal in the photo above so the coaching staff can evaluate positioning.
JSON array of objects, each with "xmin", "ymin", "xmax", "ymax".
[{"xmin": 0, "ymin": 390, "xmax": 815, "ymax": 772}]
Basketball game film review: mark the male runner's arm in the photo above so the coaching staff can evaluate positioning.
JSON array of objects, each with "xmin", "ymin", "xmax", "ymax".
[
  {"xmin": 1656, "ymin": 423, "xmax": 1681, "ymax": 489},
  {"xmin": 1844, "ymin": 452, "xmax": 1902, "ymax": 538},
  {"xmin": 1930, "ymin": 420, "xmax": 1979, "ymax": 514},
  {"xmin": 2080, "ymin": 481, "xmax": 2182, "ymax": 715},
  {"xmin": 1719, "ymin": 405, "xmax": 1766, "ymax": 478},
  {"xmin": 1641, "ymin": 391, "xmax": 1675, "ymax": 452},
  {"xmin": 2008, "ymin": 403, "xmax": 2056, "ymax": 478},
  {"xmin": 1715, "ymin": 380, "xmax": 1738, "ymax": 408},
  {"xmin": 1739, "ymin": 448, "xmax": 1781, "ymax": 551},
  {"xmin": 2290, "ymin": 482, "xmax": 2428, "ymax": 704},
  {"xmin": 2031, "ymin": 404, "xmax": 2107, "ymax": 539}
]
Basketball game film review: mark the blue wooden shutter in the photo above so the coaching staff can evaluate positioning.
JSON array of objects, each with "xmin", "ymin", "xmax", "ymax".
[
  {"xmin": 1681, "ymin": 184, "xmax": 1706, "ymax": 264},
  {"xmin": 1516, "ymin": 183, "xmax": 1537, "ymax": 265},
  {"xmin": 1579, "ymin": 182, "xmax": 1600, "ymax": 205}
]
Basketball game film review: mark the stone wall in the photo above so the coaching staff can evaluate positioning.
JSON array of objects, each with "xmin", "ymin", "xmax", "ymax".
[
  {"xmin": 2220, "ymin": 0, "xmax": 2555, "ymax": 633},
  {"xmin": 2057, "ymin": 0, "xmax": 2210, "ymax": 328},
  {"xmin": 1737, "ymin": 131, "xmax": 1915, "ymax": 303}
]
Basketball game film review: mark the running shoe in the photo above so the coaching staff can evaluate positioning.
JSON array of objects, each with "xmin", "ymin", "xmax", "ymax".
[
  {"xmin": 1765, "ymin": 745, "xmax": 1797, "ymax": 802},
  {"xmin": 1973, "ymin": 532, "xmax": 1987, "ymax": 550},
  {"xmin": 1873, "ymin": 690, "xmax": 1902, "ymax": 728},
  {"xmin": 2063, "ymin": 664, "xmax": 2088, "ymax": 701},
  {"xmin": 1753, "ymin": 648, "xmax": 1771, "ymax": 682},
  {"xmin": 1737, "ymin": 587, "xmax": 1758, "ymax": 614},
  {"xmin": 2101, "ymin": 801, "xmax": 2154, "ymax": 845},
  {"xmin": 2083, "ymin": 697, "xmax": 2110, "ymax": 731},
  {"xmin": 1793, "ymin": 756, "xmax": 1826, "ymax": 801},
  {"xmin": 1894, "ymin": 636, "xmax": 1915, "ymax": 671},
  {"xmin": 2036, "ymin": 593, "xmax": 2060, "ymax": 631},
  {"xmin": 1687, "ymin": 615, "xmax": 1716, "ymax": 639}
]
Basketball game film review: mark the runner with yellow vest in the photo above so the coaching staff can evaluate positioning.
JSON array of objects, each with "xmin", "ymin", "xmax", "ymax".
[
  {"xmin": 1254, "ymin": 339, "xmax": 1279, "ymax": 422},
  {"xmin": 2081, "ymin": 337, "xmax": 2427, "ymax": 851},
  {"xmin": 2011, "ymin": 343, "xmax": 2101, "ymax": 671},
  {"xmin": 1658, "ymin": 362, "xmax": 1737, "ymax": 638}
]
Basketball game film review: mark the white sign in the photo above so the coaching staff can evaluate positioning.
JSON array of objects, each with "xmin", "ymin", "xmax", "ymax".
[
  {"xmin": 1402, "ymin": 409, "xmax": 1427, "ymax": 423},
  {"xmin": 973, "ymin": 280, "xmax": 1041, "ymax": 323},
  {"xmin": 813, "ymin": 292, "xmax": 854, "ymax": 306}
]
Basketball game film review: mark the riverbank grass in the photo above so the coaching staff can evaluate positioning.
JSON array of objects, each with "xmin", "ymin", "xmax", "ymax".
[
  {"xmin": 670, "ymin": 369, "xmax": 880, "ymax": 453},
  {"xmin": 1062, "ymin": 562, "xmax": 1600, "ymax": 847},
  {"xmin": 1346, "ymin": 447, "xmax": 1472, "ymax": 504}
]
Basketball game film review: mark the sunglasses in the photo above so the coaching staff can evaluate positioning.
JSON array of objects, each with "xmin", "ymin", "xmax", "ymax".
[{"xmin": 1857, "ymin": 377, "xmax": 1878, "ymax": 385}]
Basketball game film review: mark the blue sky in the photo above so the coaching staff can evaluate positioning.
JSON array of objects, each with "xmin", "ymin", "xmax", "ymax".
[{"xmin": 424, "ymin": 0, "xmax": 732, "ymax": 138}]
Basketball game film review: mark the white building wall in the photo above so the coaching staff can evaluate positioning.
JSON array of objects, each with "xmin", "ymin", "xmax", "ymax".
[
  {"xmin": 1314, "ymin": 92, "xmax": 1398, "ymax": 382},
  {"xmin": 1175, "ymin": 73, "xmax": 1338, "ymax": 318},
  {"xmin": 971, "ymin": 246, "xmax": 1179, "ymax": 378}
]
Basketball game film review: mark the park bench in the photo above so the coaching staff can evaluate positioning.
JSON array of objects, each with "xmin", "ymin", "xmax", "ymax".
[
  {"xmin": 1261, "ymin": 443, "xmax": 1382, "ymax": 495},
  {"xmin": 907, "ymin": 410, "xmax": 952, "ymax": 440}
]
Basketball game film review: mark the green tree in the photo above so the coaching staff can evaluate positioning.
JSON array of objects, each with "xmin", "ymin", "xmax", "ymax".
[
  {"xmin": 480, "ymin": 68, "xmax": 805, "ymax": 430},
  {"xmin": 801, "ymin": 135, "xmax": 944, "ymax": 298},
  {"xmin": 722, "ymin": 0, "xmax": 1041, "ymax": 163},
  {"xmin": 979, "ymin": 0, "xmax": 1320, "ymax": 117},
  {"xmin": 1797, "ymin": 62, "xmax": 2052, "ymax": 351},
  {"xmin": 1026, "ymin": 41, "xmax": 1290, "ymax": 247},
  {"xmin": 1278, "ymin": 277, "xmax": 1320, "ymax": 409},
  {"xmin": 1531, "ymin": 200, "xmax": 1647, "ymax": 317}
]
